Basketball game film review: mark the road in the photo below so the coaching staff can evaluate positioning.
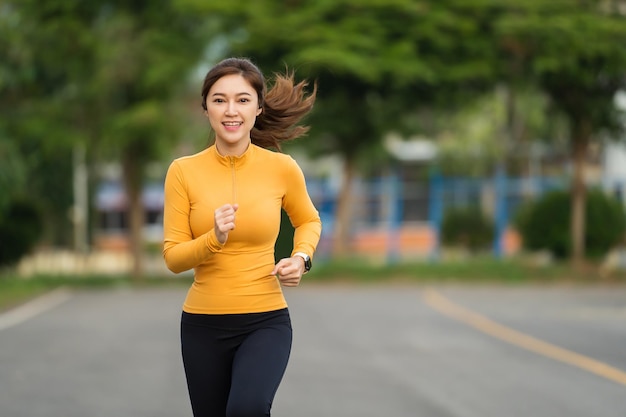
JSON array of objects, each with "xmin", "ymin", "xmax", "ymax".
[{"xmin": 1, "ymin": 283, "xmax": 625, "ymax": 416}]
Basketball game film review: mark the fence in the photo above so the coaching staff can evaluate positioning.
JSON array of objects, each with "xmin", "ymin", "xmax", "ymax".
[{"xmin": 308, "ymin": 171, "xmax": 568, "ymax": 262}]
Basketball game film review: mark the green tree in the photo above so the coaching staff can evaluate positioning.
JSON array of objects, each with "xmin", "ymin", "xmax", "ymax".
[
  {"xmin": 495, "ymin": 1, "xmax": 626, "ymax": 266},
  {"xmin": 0, "ymin": 1, "xmax": 98, "ymax": 248},
  {"xmin": 1, "ymin": 1, "xmax": 210, "ymax": 275},
  {"xmin": 177, "ymin": 0, "xmax": 501, "ymax": 256},
  {"xmin": 515, "ymin": 189, "xmax": 626, "ymax": 259},
  {"xmin": 434, "ymin": 86, "xmax": 559, "ymax": 177},
  {"xmin": 89, "ymin": 1, "xmax": 209, "ymax": 277}
]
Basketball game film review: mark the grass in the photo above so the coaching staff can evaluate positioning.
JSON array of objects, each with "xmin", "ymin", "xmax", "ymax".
[
  {"xmin": 307, "ymin": 256, "xmax": 626, "ymax": 284},
  {"xmin": 0, "ymin": 279, "xmax": 55, "ymax": 312},
  {"xmin": 1, "ymin": 257, "xmax": 624, "ymax": 312},
  {"xmin": 0, "ymin": 274, "xmax": 191, "ymax": 313}
]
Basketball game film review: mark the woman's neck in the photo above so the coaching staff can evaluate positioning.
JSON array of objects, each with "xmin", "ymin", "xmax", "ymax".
[{"xmin": 215, "ymin": 140, "xmax": 251, "ymax": 157}]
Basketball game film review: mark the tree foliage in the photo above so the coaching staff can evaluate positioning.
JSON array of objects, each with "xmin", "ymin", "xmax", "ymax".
[
  {"xmin": 515, "ymin": 189, "xmax": 626, "ymax": 259},
  {"xmin": 180, "ymin": 0, "xmax": 503, "ymax": 254},
  {"xmin": 0, "ymin": 0, "xmax": 98, "ymax": 246},
  {"xmin": 1, "ymin": 1, "xmax": 210, "ymax": 273},
  {"xmin": 87, "ymin": 1, "xmax": 209, "ymax": 276},
  {"xmin": 0, "ymin": 198, "xmax": 43, "ymax": 267},
  {"xmin": 441, "ymin": 206, "xmax": 495, "ymax": 252},
  {"xmin": 494, "ymin": 1, "xmax": 626, "ymax": 264}
]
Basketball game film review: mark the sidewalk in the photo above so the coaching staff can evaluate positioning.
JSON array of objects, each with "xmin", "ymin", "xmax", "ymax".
[{"xmin": 17, "ymin": 250, "xmax": 174, "ymax": 277}]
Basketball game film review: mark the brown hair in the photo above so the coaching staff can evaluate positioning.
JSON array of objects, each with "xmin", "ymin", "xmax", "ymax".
[{"xmin": 201, "ymin": 57, "xmax": 316, "ymax": 150}]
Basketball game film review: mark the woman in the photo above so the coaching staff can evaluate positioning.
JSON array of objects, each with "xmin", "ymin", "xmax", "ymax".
[{"xmin": 162, "ymin": 57, "xmax": 321, "ymax": 417}]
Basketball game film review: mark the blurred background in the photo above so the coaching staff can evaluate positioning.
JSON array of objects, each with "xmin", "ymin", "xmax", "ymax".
[{"xmin": 2, "ymin": 0, "xmax": 626, "ymax": 279}]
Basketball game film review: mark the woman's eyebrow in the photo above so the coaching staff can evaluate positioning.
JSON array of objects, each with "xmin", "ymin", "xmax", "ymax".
[{"xmin": 210, "ymin": 91, "xmax": 253, "ymax": 97}]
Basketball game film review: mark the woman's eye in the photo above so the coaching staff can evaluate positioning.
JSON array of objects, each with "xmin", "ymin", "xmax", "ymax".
[
  {"xmin": 214, "ymin": 98, "xmax": 225, "ymax": 103},
  {"xmin": 239, "ymin": 98, "xmax": 250, "ymax": 103}
]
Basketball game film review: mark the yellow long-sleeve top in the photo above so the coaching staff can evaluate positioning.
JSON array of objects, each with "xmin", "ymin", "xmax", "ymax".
[{"xmin": 162, "ymin": 144, "xmax": 321, "ymax": 314}]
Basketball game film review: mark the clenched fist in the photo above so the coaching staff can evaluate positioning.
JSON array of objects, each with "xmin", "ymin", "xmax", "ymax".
[
  {"xmin": 271, "ymin": 256, "xmax": 306, "ymax": 287},
  {"xmin": 214, "ymin": 203, "xmax": 238, "ymax": 244}
]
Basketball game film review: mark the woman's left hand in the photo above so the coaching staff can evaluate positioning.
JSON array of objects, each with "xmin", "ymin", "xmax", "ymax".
[{"xmin": 271, "ymin": 256, "xmax": 305, "ymax": 287}]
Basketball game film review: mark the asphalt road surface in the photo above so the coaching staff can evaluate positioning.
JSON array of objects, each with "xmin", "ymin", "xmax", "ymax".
[{"xmin": 1, "ymin": 282, "xmax": 625, "ymax": 417}]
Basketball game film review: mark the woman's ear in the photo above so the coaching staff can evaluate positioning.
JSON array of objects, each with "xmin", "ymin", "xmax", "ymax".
[{"xmin": 257, "ymin": 106, "xmax": 263, "ymax": 116}]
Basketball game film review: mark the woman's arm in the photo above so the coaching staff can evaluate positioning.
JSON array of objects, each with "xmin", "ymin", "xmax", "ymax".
[
  {"xmin": 282, "ymin": 157, "xmax": 322, "ymax": 261},
  {"xmin": 162, "ymin": 161, "xmax": 224, "ymax": 273}
]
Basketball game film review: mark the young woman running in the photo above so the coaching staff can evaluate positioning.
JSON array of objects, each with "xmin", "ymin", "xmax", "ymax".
[{"xmin": 162, "ymin": 57, "xmax": 321, "ymax": 417}]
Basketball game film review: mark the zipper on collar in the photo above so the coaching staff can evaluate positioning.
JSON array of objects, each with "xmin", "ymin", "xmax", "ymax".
[{"xmin": 229, "ymin": 157, "xmax": 237, "ymax": 204}]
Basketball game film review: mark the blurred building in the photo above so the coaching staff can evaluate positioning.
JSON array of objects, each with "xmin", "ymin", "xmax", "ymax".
[{"xmin": 94, "ymin": 180, "xmax": 163, "ymax": 251}]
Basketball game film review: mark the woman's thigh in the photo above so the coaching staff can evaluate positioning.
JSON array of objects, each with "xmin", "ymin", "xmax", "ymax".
[
  {"xmin": 181, "ymin": 320, "xmax": 237, "ymax": 417},
  {"xmin": 226, "ymin": 322, "xmax": 293, "ymax": 417}
]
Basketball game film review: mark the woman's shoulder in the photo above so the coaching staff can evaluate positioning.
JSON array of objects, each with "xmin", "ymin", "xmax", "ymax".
[
  {"xmin": 253, "ymin": 144, "xmax": 296, "ymax": 165},
  {"xmin": 253, "ymin": 146, "xmax": 306, "ymax": 181},
  {"xmin": 170, "ymin": 148, "xmax": 212, "ymax": 167}
]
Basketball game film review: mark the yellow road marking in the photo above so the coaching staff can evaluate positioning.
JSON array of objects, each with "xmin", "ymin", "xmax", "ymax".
[{"xmin": 422, "ymin": 288, "xmax": 626, "ymax": 387}]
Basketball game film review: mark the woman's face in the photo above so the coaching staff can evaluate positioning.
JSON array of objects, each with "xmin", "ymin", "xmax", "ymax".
[{"xmin": 205, "ymin": 74, "xmax": 262, "ymax": 156}]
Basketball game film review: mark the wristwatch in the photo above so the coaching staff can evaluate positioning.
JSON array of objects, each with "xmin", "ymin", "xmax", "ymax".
[{"xmin": 293, "ymin": 252, "xmax": 312, "ymax": 273}]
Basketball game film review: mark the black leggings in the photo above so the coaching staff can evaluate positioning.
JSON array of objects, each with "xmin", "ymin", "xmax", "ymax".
[{"xmin": 180, "ymin": 309, "xmax": 292, "ymax": 417}]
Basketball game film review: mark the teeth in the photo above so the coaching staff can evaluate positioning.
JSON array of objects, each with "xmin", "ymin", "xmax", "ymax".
[{"xmin": 223, "ymin": 122, "xmax": 242, "ymax": 126}]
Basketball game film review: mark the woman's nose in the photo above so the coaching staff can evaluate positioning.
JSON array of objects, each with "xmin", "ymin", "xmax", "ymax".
[{"xmin": 225, "ymin": 101, "xmax": 237, "ymax": 115}]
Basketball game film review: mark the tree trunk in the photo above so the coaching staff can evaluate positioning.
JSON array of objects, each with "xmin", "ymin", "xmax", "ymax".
[
  {"xmin": 72, "ymin": 144, "xmax": 89, "ymax": 254},
  {"xmin": 333, "ymin": 156, "xmax": 356, "ymax": 257},
  {"xmin": 570, "ymin": 119, "xmax": 591, "ymax": 269},
  {"xmin": 122, "ymin": 153, "xmax": 144, "ymax": 279}
]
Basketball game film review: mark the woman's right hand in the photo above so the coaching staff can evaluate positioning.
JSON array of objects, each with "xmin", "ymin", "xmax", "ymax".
[{"xmin": 214, "ymin": 203, "xmax": 238, "ymax": 244}]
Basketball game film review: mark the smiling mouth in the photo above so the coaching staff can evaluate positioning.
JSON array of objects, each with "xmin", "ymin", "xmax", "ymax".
[{"xmin": 223, "ymin": 122, "xmax": 243, "ymax": 127}]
